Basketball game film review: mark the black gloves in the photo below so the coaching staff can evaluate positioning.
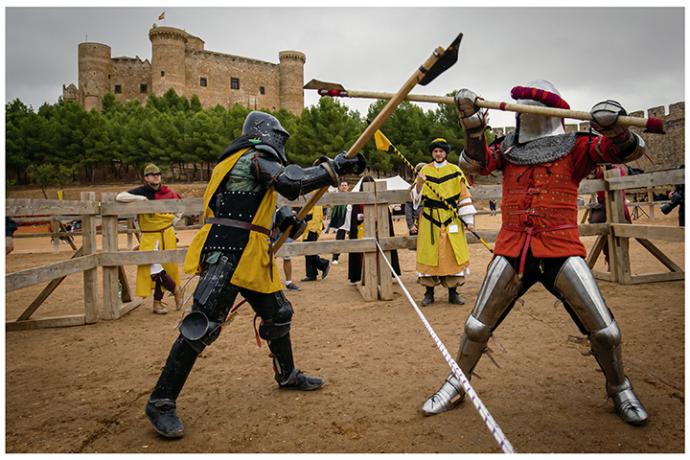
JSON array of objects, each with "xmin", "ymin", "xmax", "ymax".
[
  {"xmin": 275, "ymin": 206, "xmax": 307, "ymax": 240},
  {"xmin": 332, "ymin": 152, "xmax": 367, "ymax": 175}
]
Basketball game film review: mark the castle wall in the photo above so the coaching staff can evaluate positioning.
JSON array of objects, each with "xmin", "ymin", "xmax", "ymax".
[
  {"xmin": 111, "ymin": 57, "xmax": 152, "ymax": 104},
  {"xmin": 67, "ymin": 26, "xmax": 306, "ymax": 114},
  {"xmin": 184, "ymin": 50, "xmax": 281, "ymax": 111}
]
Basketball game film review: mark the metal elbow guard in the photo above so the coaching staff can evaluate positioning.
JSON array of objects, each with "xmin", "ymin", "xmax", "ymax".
[
  {"xmin": 458, "ymin": 150, "xmax": 484, "ymax": 175},
  {"xmin": 618, "ymin": 132, "xmax": 646, "ymax": 163}
]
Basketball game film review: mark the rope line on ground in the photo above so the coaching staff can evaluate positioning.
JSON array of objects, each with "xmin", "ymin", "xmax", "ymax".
[{"xmin": 375, "ymin": 241, "xmax": 515, "ymax": 454}]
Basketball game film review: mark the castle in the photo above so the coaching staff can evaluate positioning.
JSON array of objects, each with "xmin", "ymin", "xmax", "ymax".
[{"xmin": 63, "ymin": 25, "xmax": 306, "ymax": 115}]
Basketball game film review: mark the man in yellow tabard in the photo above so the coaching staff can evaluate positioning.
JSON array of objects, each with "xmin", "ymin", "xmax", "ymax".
[
  {"xmin": 412, "ymin": 138, "xmax": 476, "ymax": 306},
  {"xmin": 144, "ymin": 111, "xmax": 366, "ymax": 439},
  {"xmin": 116, "ymin": 163, "xmax": 183, "ymax": 314},
  {"xmin": 301, "ymin": 204, "xmax": 330, "ymax": 281}
]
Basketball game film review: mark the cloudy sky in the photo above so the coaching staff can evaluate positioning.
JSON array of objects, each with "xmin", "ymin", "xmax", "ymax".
[{"xmin": 5, "ymin": 6, "xmax": 685, "ymax": 128}]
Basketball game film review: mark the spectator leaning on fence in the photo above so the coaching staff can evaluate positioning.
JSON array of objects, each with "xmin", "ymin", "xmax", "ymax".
[{"xmin": 116, "ymin": 163, "xmax": 184, "ymax": 315}]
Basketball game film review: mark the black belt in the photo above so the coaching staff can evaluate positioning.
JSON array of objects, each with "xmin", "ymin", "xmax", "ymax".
[{"xmin": 208, "ymin": 217, "xmax": 270, "ymax": 236}]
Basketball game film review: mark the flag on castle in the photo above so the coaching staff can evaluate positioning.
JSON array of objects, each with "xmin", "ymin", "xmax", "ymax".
[{"xmin": 158, "ymin": 11, "xmax": 165, "ymax": 21}]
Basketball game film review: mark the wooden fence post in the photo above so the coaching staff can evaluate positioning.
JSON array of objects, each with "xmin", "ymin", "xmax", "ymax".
[
  {"xmin": 81, "ymin": 192, "xmax": 99, "ymax": 323},
  {"xmin": 605, "ymin": 168, "xmax": 631, "ymax": 283},
  {"xmin": 647, "ymin": 188, "xmax": 655, "ymax": 219},
  {"xmin": 101, "ymin": 192, "xmax": 121, "ymax": 319},
  {"xmin": 360, "ymin": 181, "xmax": 378, "ymax": 301},
  {"xmin": 375, "ymin": 181, "xmax": 394, "ymax": 300}
]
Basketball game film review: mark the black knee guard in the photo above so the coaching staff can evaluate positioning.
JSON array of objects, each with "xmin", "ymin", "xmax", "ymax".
[{"xmin": 258, "ymin": 292, "xmax": 293, "ymax": 340}]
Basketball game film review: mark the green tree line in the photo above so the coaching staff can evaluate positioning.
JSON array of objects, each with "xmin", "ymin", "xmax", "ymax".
[{"xmin": 6, "ymin": 89, "xmax": 479, "ymax": 186}]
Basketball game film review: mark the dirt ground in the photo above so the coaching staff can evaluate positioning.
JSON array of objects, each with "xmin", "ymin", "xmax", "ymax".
[{"xmin": 5, "ymin": 207, "xmax": 685, "ymax": 453}]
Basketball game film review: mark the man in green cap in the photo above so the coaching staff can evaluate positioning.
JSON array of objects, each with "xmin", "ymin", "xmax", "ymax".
[{"xmin": 116, "ymin": 163, "xmax": 184, "ymax": 314}]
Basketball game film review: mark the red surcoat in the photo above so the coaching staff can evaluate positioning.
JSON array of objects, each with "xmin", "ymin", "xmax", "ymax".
[{"xmin": 480, "ymin": 134, "xmax": 625, "ymax": 260}]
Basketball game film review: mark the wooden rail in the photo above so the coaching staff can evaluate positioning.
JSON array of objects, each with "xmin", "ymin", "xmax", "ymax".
[{"xmin": 6, "ymin": 169, "xmax": 684, "ymax": 329}]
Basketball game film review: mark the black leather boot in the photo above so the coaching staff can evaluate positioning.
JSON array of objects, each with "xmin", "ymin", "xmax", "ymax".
[
  {"xmin": 448, "ymin": 287, "xmax": 465, "ymax": 305},
  {"xmin": 146, "ymin": 335, "xmax": 199, "ymax": 438},
  {"xmin": 269, "ymin": 334, "xmax": 324, "ymax": 391},
  {"xmin": 422, "ymin": 286, "xmax": 435, "ymax": 306}
]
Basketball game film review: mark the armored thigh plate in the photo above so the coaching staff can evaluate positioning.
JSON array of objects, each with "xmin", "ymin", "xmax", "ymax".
[
  {"xmin": 471, "ymin": 256, "xmax": 523, "ymax": 327},
  {"xmin": 553, "ymin": 256, "xmax": 613, "ymax": 332}
]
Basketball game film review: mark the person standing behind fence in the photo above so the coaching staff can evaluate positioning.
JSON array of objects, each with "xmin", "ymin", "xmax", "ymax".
[
  {"xmin": 661, "ymin": 165, "xmax": 684, "ymax": 226},
  {"xmin": 328, "ymin": 180, "xmax": 350, "ymax": 264},
  {"xmin": 413, "ymin": 139, "xmax": 476, "ymax": 306},
  {"xmin": 302, "ymin": 205, "xmax": 330, "ymax": 282},
  {"xmin": 404, "ymin": 163, "xmax": 427, "ymax": 235},
  {"xmin": 116, "ymin": 163, "xmax": 184, "ymax": 315}
]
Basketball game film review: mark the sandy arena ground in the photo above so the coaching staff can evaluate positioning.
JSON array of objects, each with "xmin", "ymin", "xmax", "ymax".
[{"xmin": 5, "ymin": 205, "xmax": 685, "ymax": 453}]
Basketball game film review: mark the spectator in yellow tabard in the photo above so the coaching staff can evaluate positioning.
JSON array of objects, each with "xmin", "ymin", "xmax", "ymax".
[
  {"xmin": 412, "ymin": 138, "xmax": 476, "ymax": 306},
  {"xmin": 301, "ymin": 205, "xmax": 330, "ymax": 282},
  {"xmin": 116, "ymin": 163, "xmax": 184, "ymax": 314}
]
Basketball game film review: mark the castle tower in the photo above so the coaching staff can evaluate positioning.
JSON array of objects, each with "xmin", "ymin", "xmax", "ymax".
[
  {"xmin": 278, "ymin": 50, "xmax": 306, "ymax": 115},
  {"xmin": 149, "ymin": 26, "xmax": 188, "ymax": 97},
  {"xmin": 78, "ymin": 42, "xmax": 112, "ymax": 111}
]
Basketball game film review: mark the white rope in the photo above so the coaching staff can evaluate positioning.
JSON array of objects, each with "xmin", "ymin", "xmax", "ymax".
[{"xmin": 375, "ymin": 241, "xmax": 515, "ymax": 454}]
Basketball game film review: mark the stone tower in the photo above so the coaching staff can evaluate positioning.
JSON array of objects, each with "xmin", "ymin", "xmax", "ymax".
[
  {"xmin": 78, "ymin": 42, "xmax": 112, "ymax": 111},
  {"xmin": 279, "ymin": 51, "xmax": 306, "ymax": 114},
  {"xmin": 149, "ymin": 26, "xmax": 188, "ymax": 97}
]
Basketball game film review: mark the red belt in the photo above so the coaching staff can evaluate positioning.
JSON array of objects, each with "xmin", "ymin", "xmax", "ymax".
[{"xmin": 504, "ymin": 223, "xmax": 578, "ymax": 275}]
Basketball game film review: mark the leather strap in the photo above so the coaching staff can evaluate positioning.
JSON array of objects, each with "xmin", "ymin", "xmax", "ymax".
[{"xmin": 208, "ymin": 217, "xmax": 271, "ymax": 237}]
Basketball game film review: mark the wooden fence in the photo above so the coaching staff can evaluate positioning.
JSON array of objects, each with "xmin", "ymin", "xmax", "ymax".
[{"xmin": 6, "ymin": 169, "xmax": 684, "ymax": 330}]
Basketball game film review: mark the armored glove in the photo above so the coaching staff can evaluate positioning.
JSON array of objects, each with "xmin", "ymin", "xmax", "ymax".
[
  {"xmin": 455, "ymin": 89, "xmax": 486, "ymax": 133},
  {"xmin": 455, "ymin": 89, "xmax": 480, "ymax": 118},
  {"xmin": 275, "ymin": 205, "xmax": 307, "ymax": 239},
  {"xmin": 590, "ymin": 100, "xmax": 628, "ymax": 137},
  {"xmin": 333, "ymin": 152, "xmax": 367, "ymax": 175}
]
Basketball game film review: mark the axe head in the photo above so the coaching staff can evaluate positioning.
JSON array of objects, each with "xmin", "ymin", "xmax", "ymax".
[
  {"xmin": 419, "ymin": 33, "xmax": 463, "ymax": 86},
  {"xmin": 304, "ymin": 79, "xmax": 345, "ymax": 91}
]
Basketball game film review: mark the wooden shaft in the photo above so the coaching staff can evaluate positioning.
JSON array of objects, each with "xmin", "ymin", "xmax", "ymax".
[
  {"xmin": 342, "ymin": 90, "xmax": 653, "ymax": 129},
  {"xmin": 272, "ymin": 46, "xmax": 446, "ymax": 254}
]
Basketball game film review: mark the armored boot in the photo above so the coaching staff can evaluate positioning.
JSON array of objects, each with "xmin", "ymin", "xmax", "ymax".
[
  {"xmin": 590, "ymin": 322, "xmax": 648, "ymax": 425},
  {"xmin": 153, "ymin": 300, "xmax": 168, "ymax": 315},
  {"xmin": 146, "ymin": 335, "xmax": 200, "ymax": 438},
  {"xmin": 269, "ymin": 334, "xmax": 324, "ymax": 391},
  {"xmin": 422, "ymin": 316, "xmax": 488, "ymax": 415},
  {"xmin": 448, "ymin": 287, "xmax": 465, "ymax": 305},
  {"xmin": 421, "ymin": 287, "xmax": 435, "ymax": 306}
]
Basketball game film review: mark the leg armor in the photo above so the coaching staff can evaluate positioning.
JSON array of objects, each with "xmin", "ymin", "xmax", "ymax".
[
  {"xmin": 146, "ymin": 254, "xmax": 241, "ymax": 437},
  {"xmin": 422, "ymin": 256, "xmax": 524, "ymax": 415},
  {"xmin": 179, "ymin": 254, "xmax": 239, "ymax": 353},
  {"xmin": 242, "ymin": 289, "xmax": 323, "ymax": 390},
  {"xmin": 553, "ymin": 256, "xmax": 648, "ymax": 425}
]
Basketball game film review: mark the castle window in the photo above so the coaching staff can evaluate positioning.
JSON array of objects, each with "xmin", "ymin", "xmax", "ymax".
[
  {"xmin": 231, "ymin": 78, "xmax": 240, "ymax": 90},
  {"xmin": 259, "ymin": 86, "xmax": 265, "ymax": 95},
  {"xmin": 114, "ymin": 84, "xmax": 122, "ymax": 94},
  {"xmin": 161, "ymin": 70, "xmax": 165, "ymax": 77},
  {"xmin": 140, "ymin": 84, "xmax": 148, "ymax": 94},
  {"xmin": 200, "ymin": 77, "xmax": 207, "ymax": 87}
]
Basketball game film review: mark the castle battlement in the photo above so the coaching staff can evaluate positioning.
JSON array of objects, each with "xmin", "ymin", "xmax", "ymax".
[{"xmin": 64, "ymin": 25, "xmax": 305, "ymax": 114}]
